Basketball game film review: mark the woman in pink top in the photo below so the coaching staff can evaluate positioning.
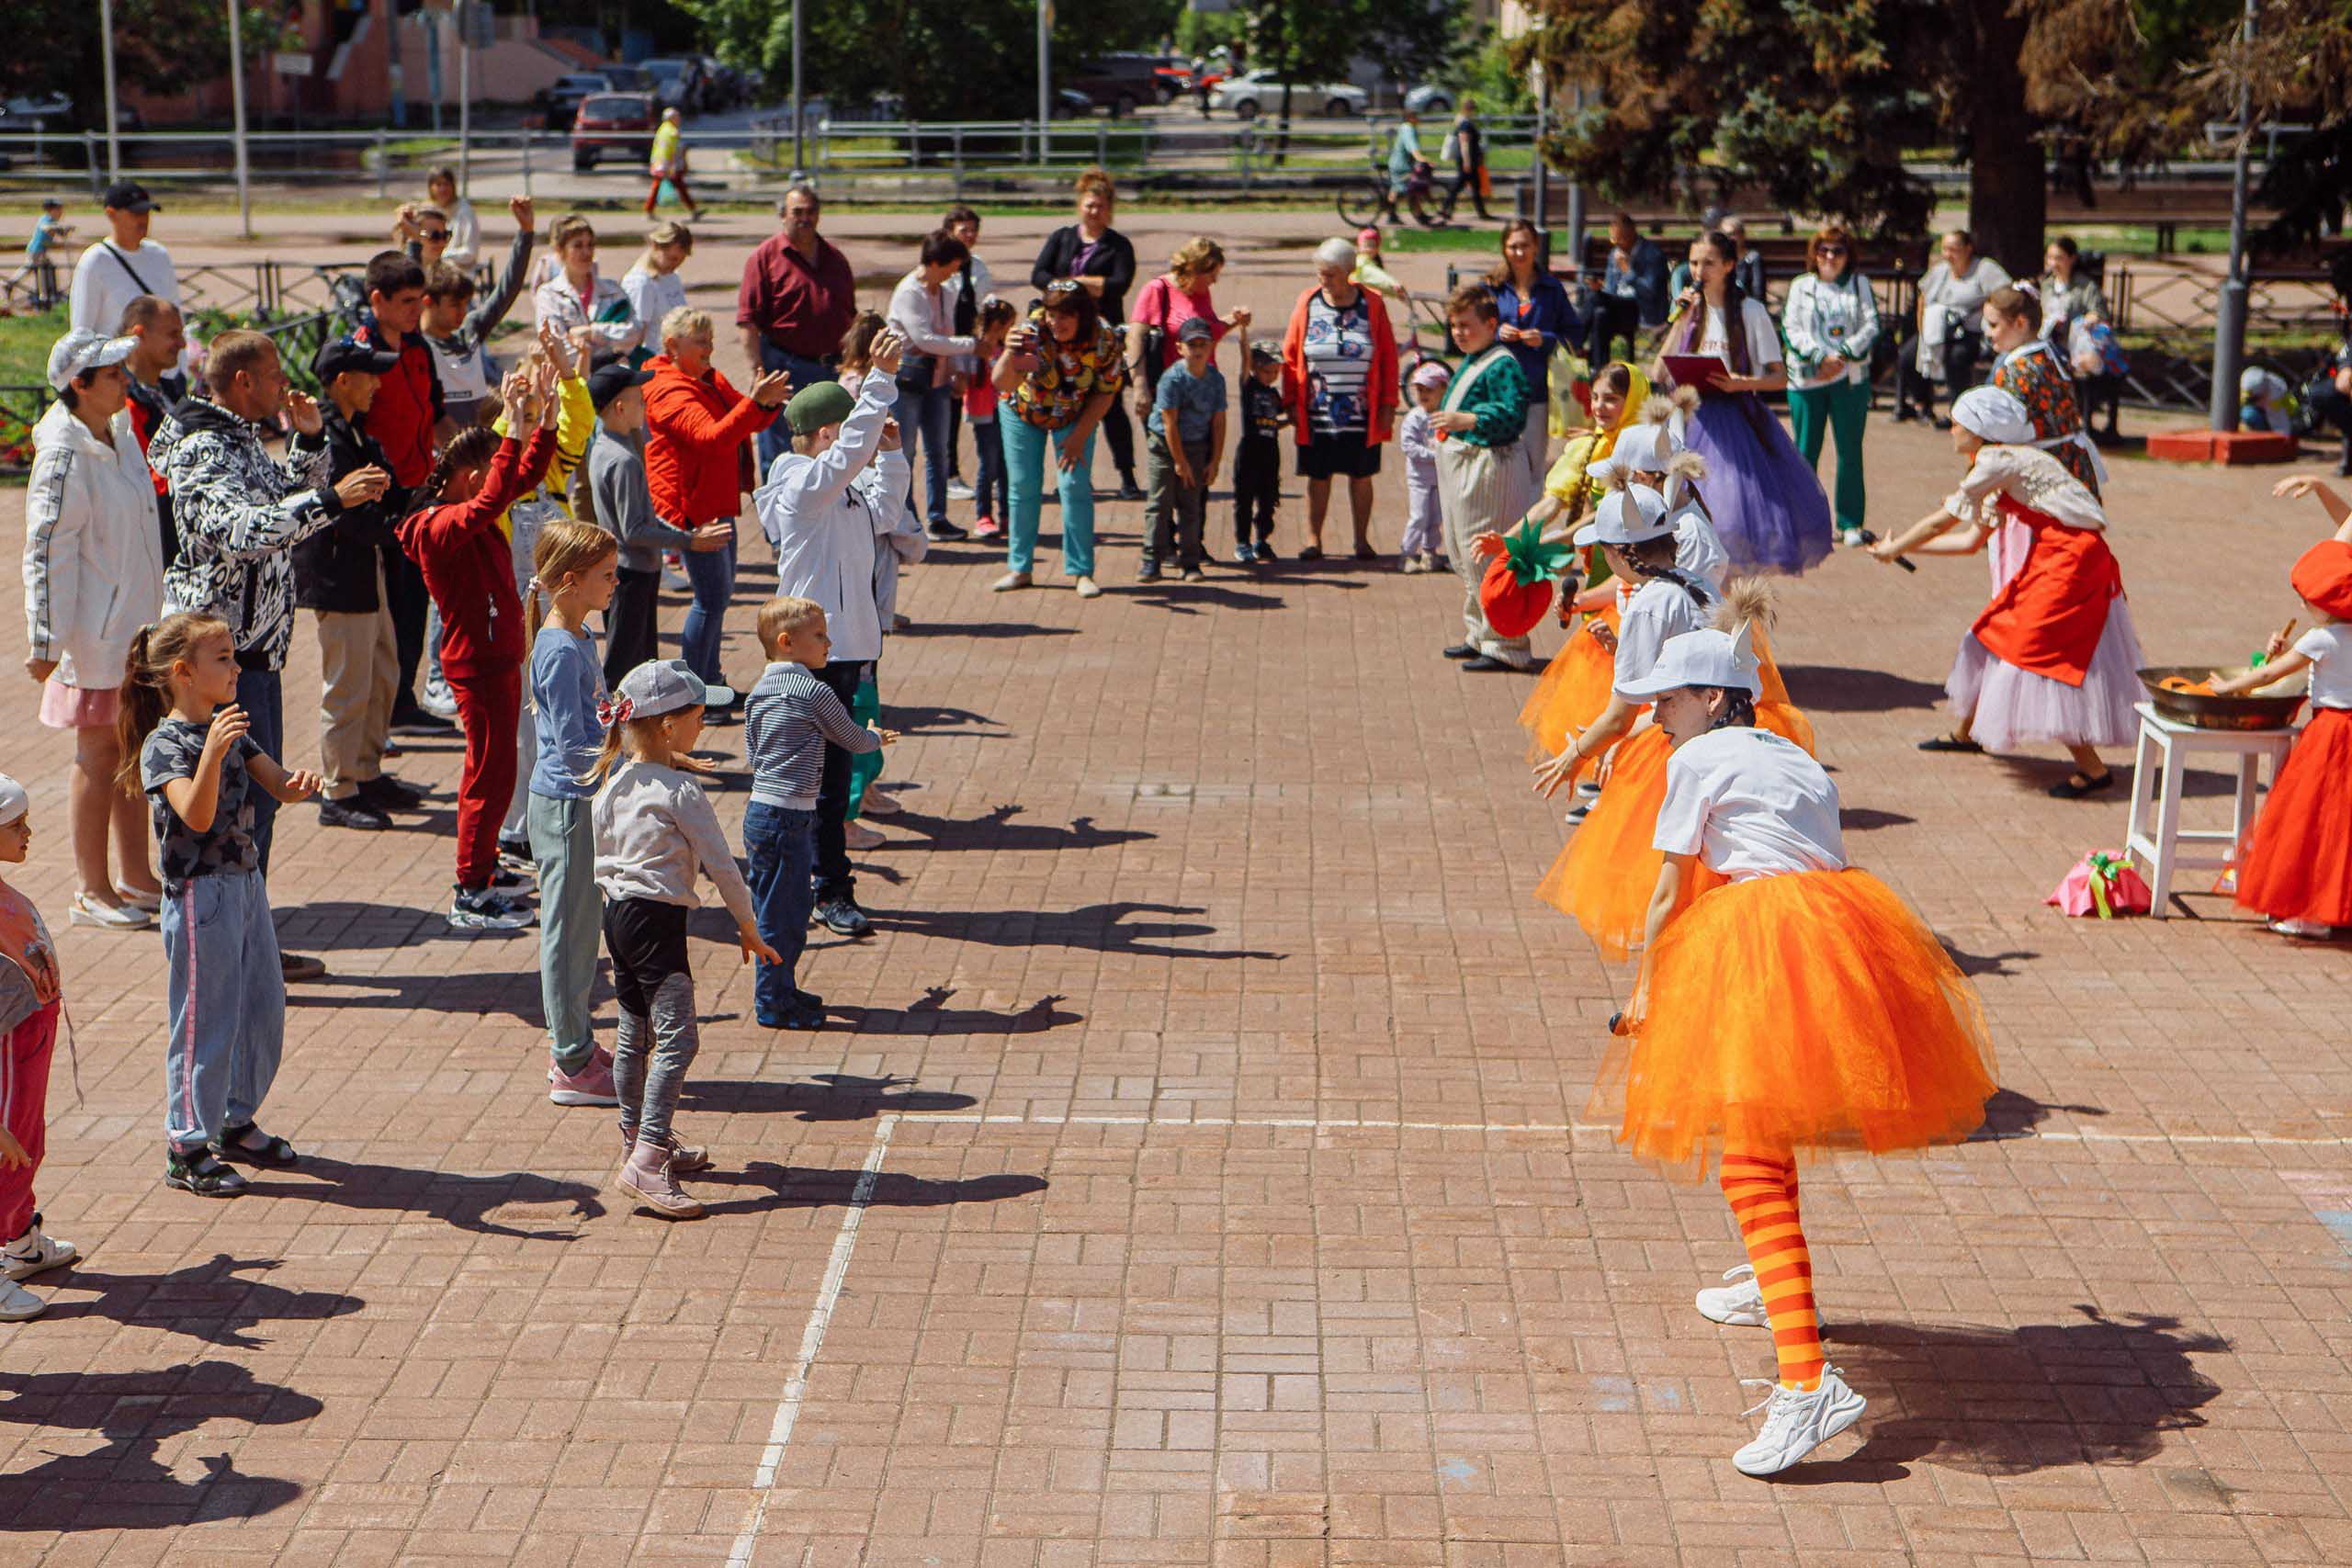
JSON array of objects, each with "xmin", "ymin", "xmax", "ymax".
[{"xmin": 1126, "ymin": 237, "xmax": 1253, "ymax": 400}]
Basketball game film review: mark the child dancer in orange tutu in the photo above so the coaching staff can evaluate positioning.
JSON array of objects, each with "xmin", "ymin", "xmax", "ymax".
[
  {"xmin": 1598, "ymin": 620, "xmax": 1996, "ymax": 1475},
  {"xmin": 2209, "ymin": 474, "xmax": 2352, "ymax": 938}
]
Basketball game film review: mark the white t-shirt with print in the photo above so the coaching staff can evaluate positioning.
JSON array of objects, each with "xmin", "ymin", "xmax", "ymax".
[
  {"xmin": 1652, "ymin": 726, "xmax": 1847, "ymax": 881},
  {"xmin": 1696, "ymin": 297, "xmax": 1783, "ymax": 373},
  {"xmin": 2296, "ymin": 623, "xmax": 2352, "ymax": 709}
]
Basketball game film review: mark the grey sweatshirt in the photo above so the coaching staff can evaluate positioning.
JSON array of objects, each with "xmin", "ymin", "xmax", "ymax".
[
  {"xmin": 592, "ymin": 758, "xmax": 756, "ymax": 925},
  {"xmin": 588, "ymin": 423, "xmax": 697, "ymax": 572}
]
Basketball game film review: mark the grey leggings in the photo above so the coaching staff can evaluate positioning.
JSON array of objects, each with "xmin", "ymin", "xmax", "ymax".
[{"xmin": 603, "ymin": 897, "xmax": 699, "ymax": 1148}]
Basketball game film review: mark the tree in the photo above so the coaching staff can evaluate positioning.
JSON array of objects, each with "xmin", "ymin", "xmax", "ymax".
[{"xmin": 0, "ymin": 0, "xmax": 282, "ymax": 128}]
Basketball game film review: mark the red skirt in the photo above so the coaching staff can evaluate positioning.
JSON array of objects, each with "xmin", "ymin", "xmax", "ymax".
[{"xmin": 2235, "ymin": 706, "xmax": 2352, "ymax": 927}]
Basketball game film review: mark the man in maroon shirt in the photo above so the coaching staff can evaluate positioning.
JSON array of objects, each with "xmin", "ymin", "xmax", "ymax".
[
  {"xmin": 350, "ymin": 250, "xmax": 450, "ymax": 733},
  {"xmin": 738, "ymin": 183, "xmax": 857, "ymax": 474}
]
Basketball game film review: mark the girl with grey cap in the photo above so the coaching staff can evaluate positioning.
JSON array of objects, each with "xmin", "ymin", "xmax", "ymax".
[
  {"xmin": 588, "ymin": 660, "xmax": 778, "ymax": 1219},
  {"xmin": 23, "ymin": 328, "xmax": 167, "ymax": 931}
]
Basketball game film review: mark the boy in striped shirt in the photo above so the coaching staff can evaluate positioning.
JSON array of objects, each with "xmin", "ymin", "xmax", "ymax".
[{"xmin": 741, "ymin": 597, "xmax": 895, "ymax": 1029}]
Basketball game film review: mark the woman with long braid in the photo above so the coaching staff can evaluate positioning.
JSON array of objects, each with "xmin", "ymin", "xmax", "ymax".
[
  {"xmin": 1595, "ymin": 619, "xmax": 1995, "ymax": 1475},
  {"xmin": 1657, "ymin": 231, "xmax": 1833, "ymax": 576}
]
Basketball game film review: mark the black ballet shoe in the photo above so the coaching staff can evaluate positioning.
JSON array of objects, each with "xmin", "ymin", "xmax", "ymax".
[
  {"xmin": 1916, "ymin": 734, "xmax": 1984, "ymax": 754},
  {"xmin": 2047, "ymin": 770, "xmax": 2115, "ymax": 799}
]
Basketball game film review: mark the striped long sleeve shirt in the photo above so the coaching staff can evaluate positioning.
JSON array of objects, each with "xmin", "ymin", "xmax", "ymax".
[{"xmin": 743, "ymin": 660, "xmax": 881, "ymax": 809}]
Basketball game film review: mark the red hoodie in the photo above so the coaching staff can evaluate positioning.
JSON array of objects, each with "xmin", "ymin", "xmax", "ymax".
[
  {"xmin": 394, "ymin": 427, "xmax": 556, "ymax": 681},
  {"xmin": 353, "ymin": 318, "xmax": 446, "ymax": 487},
  {"xmin": 642, "ymin": 354, "xmax": 778, "ymax": 526}
]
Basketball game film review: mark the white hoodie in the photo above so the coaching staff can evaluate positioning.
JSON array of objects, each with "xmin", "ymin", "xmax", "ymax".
[
  {"xmin": 753, "ymin": 373, "xmax": 909, "ymax": 663},
  {"xmin": 23, "ymin": 399, "xmax": 165, "ymax": 689}
]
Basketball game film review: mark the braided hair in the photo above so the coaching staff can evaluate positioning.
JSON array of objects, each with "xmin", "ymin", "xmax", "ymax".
[
  {"xmin": 420, "ymin": 425, "xmax": 503, "ymax": 507},
  {"xmin": 1707, "ymin": 690, "xmax": 1759, "ymax": 730},
  {"xmin": 1614, "ymin": 532, "xmax": 1714, "ymax": 609}
]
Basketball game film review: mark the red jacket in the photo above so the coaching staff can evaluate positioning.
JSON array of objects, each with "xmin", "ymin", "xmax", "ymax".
[
  {"xmin": 394, "ymin": 427, "xmax": 555, "ymax": 681},
  {"xmin": 643, "ymin": 355, "xmax": 778, "ymax": 526},
  {"xmin": 353, "ymin": 317, "xmax": 445, "ymax": 487},
  {"xmin": 1280, "ymin": 283, "xmax": 1400, "ymax": 447}
]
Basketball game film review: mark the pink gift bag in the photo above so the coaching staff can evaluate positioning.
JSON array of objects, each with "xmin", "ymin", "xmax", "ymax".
[{"xmin": 2047, "ymin": 851, "xmax": 2153, "ymax": 919}]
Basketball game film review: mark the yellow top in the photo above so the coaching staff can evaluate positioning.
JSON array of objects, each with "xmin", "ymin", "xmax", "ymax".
[{"xmin": 492, "ymin": 371, "xmax": 594, "ymax": 536}]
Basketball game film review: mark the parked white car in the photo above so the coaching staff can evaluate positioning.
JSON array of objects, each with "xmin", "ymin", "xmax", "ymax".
[{"xmin": 1210, "ymin": 71, "xmax": 1368, "ymax": 120}]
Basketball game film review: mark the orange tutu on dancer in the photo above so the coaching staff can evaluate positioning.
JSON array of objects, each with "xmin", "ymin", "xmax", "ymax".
[
  {"xmin": 1585, "ymin": 621, "xmax": 1996, "ymax": 1478},
  {"xmin": 2211, "ymin": 514, "xmax": 2352, "ymax": 935}
]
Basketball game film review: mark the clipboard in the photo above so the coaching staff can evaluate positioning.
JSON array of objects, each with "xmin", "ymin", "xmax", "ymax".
[{"xmin": 1657, "ymin": 354, "xmax": 1729, "ymax": 392}]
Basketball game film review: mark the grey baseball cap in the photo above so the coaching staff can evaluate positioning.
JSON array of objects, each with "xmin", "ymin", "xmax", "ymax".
[{"xmin": 613, "ymin": 658, "xmax": 735, "ymax": 718}]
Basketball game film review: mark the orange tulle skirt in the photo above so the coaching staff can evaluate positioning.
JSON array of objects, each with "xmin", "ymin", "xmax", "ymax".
[
  {"xmin": 1520, "ymin": 606, "xmax": 1623, "ymax": 765},
  {"xmin": 2234, "ymin": 706, "xmax": 2352, "ymax": 927},
  {"xmin": 1592, "ymin": 868, "xmax": 1998, "ymax": 1181},
  {"xmin": 1535, "ymin": 703, "xmax": 1815, "ymax": 960}
]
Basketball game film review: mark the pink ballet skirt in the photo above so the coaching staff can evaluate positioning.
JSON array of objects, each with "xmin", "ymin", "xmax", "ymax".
[{"xmin": 1946, "ymin": 594, "xmax": 2143, "ymax": 750}]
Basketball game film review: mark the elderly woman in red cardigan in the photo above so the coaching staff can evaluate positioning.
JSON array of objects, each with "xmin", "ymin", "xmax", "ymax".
[{"xmin": 1281, "ymin": 237, "xmax": 1400, "ymax": 560}]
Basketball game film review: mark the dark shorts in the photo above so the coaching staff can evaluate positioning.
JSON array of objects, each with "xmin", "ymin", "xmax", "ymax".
[
  {"xmin": 1296, "ymin": 432, "xmax": 1383, "ymax": 481},
  {"xmin": 603, "ymin": 897, "xmax": 690, "ymax": 1016}
]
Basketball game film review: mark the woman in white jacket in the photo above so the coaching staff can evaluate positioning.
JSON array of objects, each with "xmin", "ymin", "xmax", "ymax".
[{"xmin": 22, "ymin": 330, "xmax": 167, "ymax": 929}]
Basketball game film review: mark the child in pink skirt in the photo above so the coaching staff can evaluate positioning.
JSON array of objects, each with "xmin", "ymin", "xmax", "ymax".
[{"xmin": 0, "ymin": 773, "xmax": 77, "ymax": 1321}]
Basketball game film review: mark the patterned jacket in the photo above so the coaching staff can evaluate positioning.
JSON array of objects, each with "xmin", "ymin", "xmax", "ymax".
[{"xmin": 149, "ymin": 397, "xmax": 338, "ymax": 671}]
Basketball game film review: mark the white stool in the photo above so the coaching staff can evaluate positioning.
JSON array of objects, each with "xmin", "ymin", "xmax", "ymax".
[{"xmin": 2122, "ymin": 702, "xmax": 2298, "ymax": 918}]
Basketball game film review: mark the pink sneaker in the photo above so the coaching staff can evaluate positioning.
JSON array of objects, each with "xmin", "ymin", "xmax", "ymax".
[
  {"xmin": 548, "ymin": 1051, "xmax": 619, "ymax": 1107},
  {"xmin": 622, "ymin": 1127, "xmax": 711, "ymax": 1174},
  {"xmin": 616, "ymin": 1139, "xmax": 704, "ymax": 1221},
  {"xmin": 973, "ymin": 515, "xmax": 1002, "ymax": 539}
]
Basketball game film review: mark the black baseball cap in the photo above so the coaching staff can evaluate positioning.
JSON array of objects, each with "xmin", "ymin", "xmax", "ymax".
[
  {"xmin": 311, "ymin": 336, "xmax": 402, "ymax": 383},
  {"xmin": 588, "ymin": 361, "xmax": 655, "ymax": 411},
  {"xmin": 101, "ymin": 181, "xmax": 158, "ymax": 214}
]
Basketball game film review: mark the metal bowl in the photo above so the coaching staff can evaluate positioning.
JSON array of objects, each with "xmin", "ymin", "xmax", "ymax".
[{"xmin": 2138, "ymin": 666, "xmax": 2306, "ymax": 731}]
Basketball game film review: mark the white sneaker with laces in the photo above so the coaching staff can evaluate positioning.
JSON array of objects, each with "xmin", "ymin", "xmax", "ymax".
[
  {"xmin": 1733, "ymin": 1368, "xmax": 1866, "ymax": 1476},
  {"xmin": 2, "ymin": 1220, "xmax": 76, "ymax": 1281},
  {"xmin": 0, "ymin": 1278, "xmax": 42, "ymax": 1323},
  {"xmin": 945, "ymin": 479, "xmax": 976, "ymax": 501},
  {"xmin": 1695, "ymin": 1263, "xmax": 1769, "ymax": 1326},
  {"xmin": 420, "ymin": 678, "xmax": 459, "ymax": 720}
]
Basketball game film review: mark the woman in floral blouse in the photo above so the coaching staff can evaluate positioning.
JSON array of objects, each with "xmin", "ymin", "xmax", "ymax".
[
  {"xmin": 1984, "ymin": 284, "xmax": 2100, "ymax": 497},
  {"xmin": 990, "ymin": 280, "xmax": 1128, "ymax": 598}
]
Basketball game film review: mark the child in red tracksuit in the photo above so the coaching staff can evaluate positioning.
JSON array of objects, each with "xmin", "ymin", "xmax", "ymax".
[
  {"xmin": 396, "ymin": 363, "xmax": 559, "ymax": 930},
  {"xmin": 0, "ymin": 772, "xmax": 74, "ymax": 1322}
]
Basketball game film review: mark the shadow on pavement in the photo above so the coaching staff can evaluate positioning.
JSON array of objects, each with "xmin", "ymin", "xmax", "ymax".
[
  {"xmin": 878, "ymin": 900, "xmax": 1283, "ymax": 960},
  {"xmin": 1772, "ymin": 1307, "xmax": 2229, "ymax": 1484},
  {"xmin": 1838, "ymin": 807, "xmax": 1917, "ymax": 831},
  {"xmin": 37, "ymin": 1254, "xmax": 362, "ymax": 1350},
  {"xmin": 693, "ymin": 1162, "xmax": 1046, "ymax": 1216},
  {"xmin": 242, "ymin": 1159, "xmax": 604, "ymax": 1240},
  {"xmin": 0, "ymin": 1360, "xmax": 321, "ymax": 1531},
  {"xmin": 1939, "ymin": 942, "xmax": 2041, "ymax": 978},
  {"xmin": 892, "ymin": 804, "xmax": 1154, "ymax": 854},
  {"xmin": 1972, "ymin": 1087, "xmax": 2109, "ymax": 1140},
  {"xmin": 832, "ymin": 987, "xmax": 1081, "ymax": 1037},
  {"xmin": 895, "ymin": 620, "xmax": 1080, "ymax": 641},
  {"xmin": 682, "ymin": 1072, "xmax": 979, "ymax": 1122},
  {"xmin": 1778, "ymin": 664, "xmax": 1950, "ymax": 712}
]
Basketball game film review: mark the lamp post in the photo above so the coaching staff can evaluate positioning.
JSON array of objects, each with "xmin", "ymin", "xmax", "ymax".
[
  {"xmin": 1529, "ymin": 18, "xmax": 1549, "ymax": 258},
  {"xmin": 791, "ymin": 0, "xmax": 805, "ymax": 178},
  {"xmin": 99, "ymin": 0, "xmax": 121, "ymax": 183},
  {"xmin": 1037, "ymin": 0, "xmax": 1053, "ymax": 165},
  {"xmin": 226, "ymin": 0, "xmax": 252, "ymax": 239},
  {"xmin": 2206, "ymin": 0, "xmax": 2256, "ymax": 433}
]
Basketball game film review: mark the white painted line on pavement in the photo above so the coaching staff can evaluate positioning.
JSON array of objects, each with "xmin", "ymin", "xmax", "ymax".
[{"xmin": 727, "ymin": 1111, "xmax": 899, "ymax": 1568}]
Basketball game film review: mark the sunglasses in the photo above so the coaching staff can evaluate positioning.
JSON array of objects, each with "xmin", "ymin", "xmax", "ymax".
[
  {"xmin": 1817, "ymin": 244, "xmax": 1848, "ymax": 256},
  {"xmin": 420, "ymin": 230, "xmax": 450, "ymax": 243},
  {"xmin": 1045, "ymin": 279, "xmax": 1083, "ymax": 296}
]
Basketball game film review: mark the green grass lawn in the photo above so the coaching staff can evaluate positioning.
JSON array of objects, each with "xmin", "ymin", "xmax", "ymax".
[{"xmin": 1, "ymin": 306, "xmax": 62, "ymax": 391}]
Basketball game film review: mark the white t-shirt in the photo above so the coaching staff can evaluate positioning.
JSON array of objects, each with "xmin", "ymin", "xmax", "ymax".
[
  {"xmin": 1613, "ymin": 576, "xmax": 1716, "ymax": 699},
  {"xmin": 1696, "ymin": 297, "xmax": 1782, "ymax": 373},
  {"xmin": 2296, "ymin": 623, "xmax": 2351, "ymax": 709},
  {"xmin": 1675, "ymin": 507, "xmax": 1730, "ymax": 590},
  {"xmin": 1652, "ymin": 727, "xmax": 1848, "ymax": 881},
  {"xmin": 69, "ymin": 238, "xmax": 178, "ymax": 336}
]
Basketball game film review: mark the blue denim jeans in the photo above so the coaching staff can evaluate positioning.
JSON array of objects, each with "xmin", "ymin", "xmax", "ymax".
[
  {"xmin": 756, "ymin": 342, "xmax": 836, "ymax": 476},
  {"xmin": 678, "ymin": 532, "xmax": 737, "ymax": 691},
  {"xmin": 971, "ymin": 416, "xmax": 1007, "ymax": 521},
  {"xmin": 743, "ymin": 802, "xmax": 817, "ymax": 1024},
  {"xmin": 234, "ymin": 666, "xmax": 284, "ymax": 874},
  {"xmin": 162, "ymin": 869, "xmax": 284, "ymax": 1150},
  {"xmin": 893, "ymin": 378, "xmax": 957, "ymax": 528},
  {"xmin": 1002, "ymin": 417, "xmax": 1097, "ymax": 579}
]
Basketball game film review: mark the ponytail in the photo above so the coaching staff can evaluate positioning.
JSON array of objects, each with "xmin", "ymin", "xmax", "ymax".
[
  {"xmin": 1708, "ymin": 690, "xmax": 1759, "ymax": 731},
  {"xmin": 418, "ymin": 424, "xmax": 503, "ymax": 511},
  {"xmin": 568, "ymin": 462, "xmax": 599, "ymax": 530},
  {"xmin": 582, "ymin": 712, "xmax": 668, "ymax": 790},
  {"xmin": 115, "ymin": 613, "xmax": 232, "ymax": 795},
  {"xmin": 527, "ymin": 517, "xmax": 620, "ymax": 636}
]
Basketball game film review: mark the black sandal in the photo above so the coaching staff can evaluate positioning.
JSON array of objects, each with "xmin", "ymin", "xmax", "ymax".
[
  {"xmin": 1917, "ymin": 734, "xmax": 1984, "ymax": 754},
  {"xmin": 1297, "ymin": 545, "xmax": 1325, "ymax": 561},
  {"xmin": 2048, "ymin": 770, "xmax": 2115, "ymax": 799},
  {"xmin": 213, "ymin": 1123, "xmax": 300, "ymax": 1168},
  {"xmin": 165, "ymin": 1146, "xmax": 249, "ymax": 1198}
]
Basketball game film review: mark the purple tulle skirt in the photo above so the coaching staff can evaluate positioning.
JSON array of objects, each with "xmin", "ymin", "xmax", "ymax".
[
  {"xmin": 1947, "ymin": 594, "xmax": 2144, "ymax": 750},
  {"xmin": 1685, "ymin": 394, "xmax": 1835, "ymax": 577}
]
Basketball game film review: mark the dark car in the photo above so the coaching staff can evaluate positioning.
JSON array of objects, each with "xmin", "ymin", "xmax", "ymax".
[
  {"xmin": 541, "ymin": 73, "xmax": 613, "ymax": 130},
  {"xmin": 642, "ymin": 57, "xmax": 707, "ymax": 113},
  {"xmin": 1063, "ymin": 55, "xmax": 1166, "ymax": 118},
  {"xmin": 571, "ymin": 92, "xmax": 659, "ymax": 171}
]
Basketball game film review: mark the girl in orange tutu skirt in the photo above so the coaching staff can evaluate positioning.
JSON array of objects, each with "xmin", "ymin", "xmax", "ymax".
[
  {"xmin": 2209, "ymin": 474, "xmax": 2352, "ymax": 938},
  {"xmin": 1600, "ymin": 621, "xmax": 1996, "ymax": 1475}
]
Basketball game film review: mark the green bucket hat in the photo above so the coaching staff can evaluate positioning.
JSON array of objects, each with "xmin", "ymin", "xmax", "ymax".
[{"xmin": 785, "ymin": 380, "xmax": 856, "ymax": 435}]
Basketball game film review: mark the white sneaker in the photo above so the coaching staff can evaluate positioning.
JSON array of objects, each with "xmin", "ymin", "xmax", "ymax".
[
  {"xmin": 0, "ymin": 1278, "xmax": 42, "ymax": 1323},
  {"xmin": 68, "ymin": 894, "xmax": 150, "ymax": 931},
  {"xmin": 420, "ymin": 679, "xmax": 459, "ymax": 720},
  {"xmin": 861, "ymin": 790, "xmax": 903, "ymax": 817},
  {"xmin": 2, "ymin": 1220, "xmax": 77, "ymax": 1281},
  {"xmin": 1695, "ymin": 1263, "xmax": 1769, "ymax": 1326},
  {"xmin": 2268, "ymin": 917, "xmax": 2335, "ymax": 938},
  {"xmin": 1840, "ymin": 527, "xmax": 1866, "ymax": 547},
  {"xmin": 1575, "ymin": 780, "xmax": 1602, "ymax": 800},
  {"xmin": 1732, "ymin": 1368, "xmax": 1866, "ymax": 1477},
  {"xmin": 945, "ymin": 479, "xmax": 976, "ymax": 501},
  {"xmin": 1074, "ymin": 575, "xmax": 1102, "ymax": 599},
  {"xmin": 991, "ymin": 570, "xmax": 1034, "ymax": 592},
  {"xmin": 845, "ymin": 821, "xmax": 886, "ymax": 851}
]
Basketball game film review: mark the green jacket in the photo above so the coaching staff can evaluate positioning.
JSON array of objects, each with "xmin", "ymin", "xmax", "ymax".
[{"xmin": 1443, "ymin": 344, "xmax": 1529, "ymax": 449}]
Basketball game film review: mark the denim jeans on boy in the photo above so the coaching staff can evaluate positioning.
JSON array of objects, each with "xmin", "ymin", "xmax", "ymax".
[
  {"xmin": 743, "ymin": 802, "xmax": 817, "ymax": 1024},
  {"xmin": 527, "ymin": 793, "xmax": 600, "ymax": 1075},
  {"xmin": 1002, "ymin": 418, "xmax": 1097, "ymax": 579},
  {"xmin": 162, "ymin": 869, "xmax": 285, "ymax": 1151},
  {"xmin": 679, "ymin": 532, "xmax": 737, "ymax": 691},
  {"xmin": 893, "ymin": 378, "xmax": 957, "ymax": 528}
]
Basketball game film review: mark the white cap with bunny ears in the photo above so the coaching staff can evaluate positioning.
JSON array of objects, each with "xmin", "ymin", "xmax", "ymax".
[
  {"xmin": 1616, "ymin": 622, "xmax": 1763, "ymax": 700},
  {"xmin": 1573, "ymin": 483, "xmax": 1676, "ymax": 549},
  {"xmin": 0, "ymin": 774, "xmax": 27, "ymax": 828}
]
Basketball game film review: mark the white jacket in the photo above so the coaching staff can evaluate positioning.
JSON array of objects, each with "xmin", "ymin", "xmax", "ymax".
[
  {"xmin": 23, "ymin": 400, "xmax": 165, "ymax": 689},
  {"xmin": 754, "ymin": 373, "xmax": 910, "ymax": 663}
]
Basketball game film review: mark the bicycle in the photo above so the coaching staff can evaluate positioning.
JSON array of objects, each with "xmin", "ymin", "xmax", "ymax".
[{"xmin": 1336, "ymin": 139, "xmax": 1430, "ymax": 231}]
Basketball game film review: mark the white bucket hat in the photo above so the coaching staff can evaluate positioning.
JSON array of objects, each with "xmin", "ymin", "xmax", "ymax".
[
  {"xmin": 1573, "ymin": 484, "xmax": 1676, "ymax": 549},
  {"xmin": 1951, "ymin": 386, "xmax": 2035, "ymax": 446},
  {"xmin": 1616, "ymin": 622, "xmax": 1763, "ymax": 700}
]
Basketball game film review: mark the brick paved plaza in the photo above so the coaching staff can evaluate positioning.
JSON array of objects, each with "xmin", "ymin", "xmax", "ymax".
[{"xmin": 0, "ymin": 208, "xmax": 2346, "ymax": 1564}]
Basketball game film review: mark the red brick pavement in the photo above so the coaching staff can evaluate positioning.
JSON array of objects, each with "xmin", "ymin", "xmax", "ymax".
[{"xmin": 0, "ymin": 207, "xmax": 2346, "ymax": 1565}]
